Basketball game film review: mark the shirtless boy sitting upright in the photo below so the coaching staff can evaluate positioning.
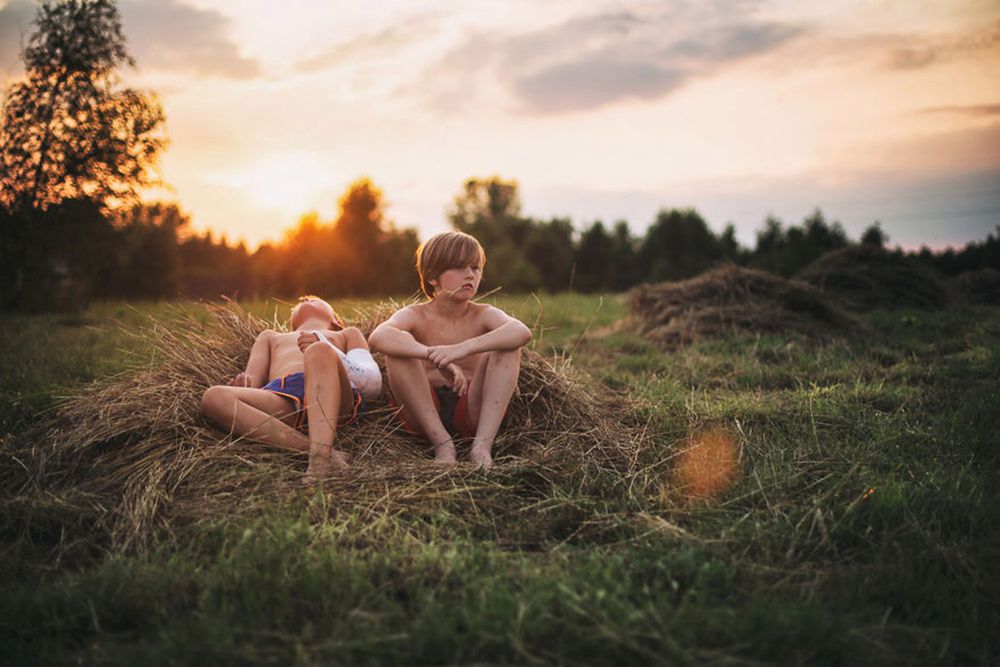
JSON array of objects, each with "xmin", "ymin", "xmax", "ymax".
[
  {"xmin": 368, "ymin": 231, "xmax": 532, "ymax": 467},
  {"xmin": 201, "ymin": 296, "xmax": 382, "ymax": 480}
]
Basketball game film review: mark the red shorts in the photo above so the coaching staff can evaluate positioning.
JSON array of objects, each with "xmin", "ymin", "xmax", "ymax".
[{"xmin": 388, "ymin": 385, "xmax": 476, "ymax": 440}]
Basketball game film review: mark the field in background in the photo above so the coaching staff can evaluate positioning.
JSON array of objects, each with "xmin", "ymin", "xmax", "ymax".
[{"xmin": 1, "ymin": 294, "xmax": 998, "ymax": 664}]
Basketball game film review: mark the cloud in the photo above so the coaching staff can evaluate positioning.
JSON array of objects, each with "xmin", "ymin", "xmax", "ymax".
[
  {"xmin": 294, "ymin": 14, "xmax": 439, "ymax": 73},
  {"xmin": 918, "ymin": 103, "xmax": 1000, "ymax": 117},
  {"xmin": 120, "ymin": 0, "xmax": 260, "ymax": 79},
  {"xmin": 421, "ymin": 5, "xmax": 804, "ymax": 114},
  {"xmin": 512, "ymin": 57, "xmax": 687, "ymax": 113},
  {"xmin": 884, "ymin": 19, "xmax": 1000, "ymax": 70}
]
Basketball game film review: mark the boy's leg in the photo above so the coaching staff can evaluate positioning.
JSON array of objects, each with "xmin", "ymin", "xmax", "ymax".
[
  {"xmin": 465, "ymin": 349, "xmax": 521, "ymax": 468},
  {"xmin": 385, "ymin": 355, "xmax": 456, "ymax": 463},
  {"xmin": 200, "ymin": 385, "xmax": 310, "ymax": 451},
  {"xmin": 302, "ymin": 342, "xmax": 355, "ymax": 479}
]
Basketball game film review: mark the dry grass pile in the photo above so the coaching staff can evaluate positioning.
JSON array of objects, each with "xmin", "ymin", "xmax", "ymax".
[
  {"xmin": 1, "ymin": 302, "xmax": 650, "ymax": 551},
  {"xmin": 952, "ymin": 268, "xmax": 1000, "ymax": 305},
  {"xmin": 628, "ymin": 265, "xmax": 861, "ymax": 346},
  {"xmin": 797, "ymin": 245, "xmax": 949, "ymax": 311}
]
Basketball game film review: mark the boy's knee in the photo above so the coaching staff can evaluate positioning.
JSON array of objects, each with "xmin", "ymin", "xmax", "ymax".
[
  {"xmin": 304, "ymin": 340, "xmax": 339, "ymax": 367},
  {"xmin": 491, "ymin": 348, "xmax": 521, "ymax": 363},
  {"xmin": 200, "ymin": 385, "xmax": 227, "ymax": 417}
]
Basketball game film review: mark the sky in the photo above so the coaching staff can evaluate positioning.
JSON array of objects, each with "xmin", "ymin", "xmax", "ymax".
[{"xmin": 1, "ymin": 0, "xmax": 999, "ymax": 250}]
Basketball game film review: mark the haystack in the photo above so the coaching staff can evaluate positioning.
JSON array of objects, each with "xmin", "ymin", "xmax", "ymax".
[
  {"xmin": 952, "ymin": 268, "xmax": 1000, "ymax": 305},
  {"xmin": 628, "ymin": 265, "xmax": 861, "ymax": 346},
  {"xmin": 1, "ymin": 302, "xmax": 650, "ymax": 551},
  {"xmin": 797, "ymin": 245, "xmax": 949, "ymax": 311}
]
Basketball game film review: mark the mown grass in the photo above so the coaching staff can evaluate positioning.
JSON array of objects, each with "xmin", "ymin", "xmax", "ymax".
[{"xmin": 1, "ymin": 295, "xmax": 997, "ymax": 665}]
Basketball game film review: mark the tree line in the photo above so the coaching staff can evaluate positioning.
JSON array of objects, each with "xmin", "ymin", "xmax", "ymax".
[{"xmin": 1, "ymin": 2, "xmax": 996, "ymax": 310}]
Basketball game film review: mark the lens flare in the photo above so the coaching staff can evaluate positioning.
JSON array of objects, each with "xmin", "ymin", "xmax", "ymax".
[{"xmin": 672, "ymin": 427, "xmax": 739, "ymax": 501}]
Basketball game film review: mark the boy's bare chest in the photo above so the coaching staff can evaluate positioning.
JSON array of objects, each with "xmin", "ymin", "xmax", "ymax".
[
  {"xmin": 268, "ymin": 332, "xmax": 303, "ymax": 366},
  {"xmin": 413, "ymin": 314, "xmax": 484, "ymax": 346}
]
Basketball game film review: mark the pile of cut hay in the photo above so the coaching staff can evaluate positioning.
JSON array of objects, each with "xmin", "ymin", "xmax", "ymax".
[
  {"xmin": 1, "ymin": 302, "xmax": 652, "ymax": 552},
  {"xmin": 796, "ymin": 245, "xmax": 949, "ymax": 311},
  {"xmin": 628, "ymin": 265, "xmax": 861, "ymax": 347},
  {"xmin": 952, "ymin": 268, "xmax": 1000, "ymax": 305}
]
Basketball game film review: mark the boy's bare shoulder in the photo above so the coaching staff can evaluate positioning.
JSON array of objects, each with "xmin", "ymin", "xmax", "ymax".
[
  {"xmin": 391, "ymin": 302, "xmax": 427, "ymax": 324},
  {"xmin": 473, "ymin": 302, "xmax": 519, "ymax": 326}
]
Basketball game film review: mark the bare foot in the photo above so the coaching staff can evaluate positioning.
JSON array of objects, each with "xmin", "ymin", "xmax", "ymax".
[
  {"xmin": 470, "ymin": 444, "xmax": 493, "ymax": 469},
  {"xmin": 303, "ymin": 448, "xmax": 350, "ymax": 484},
  {"xmin": 433, "ymin": 441, "xmax": 457, "ymax": 465}
]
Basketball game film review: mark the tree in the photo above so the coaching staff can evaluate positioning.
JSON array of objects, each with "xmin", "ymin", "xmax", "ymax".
[
  {"xmin": 574, "ymin": 221, "xmax": 613, "ymax": 292},
  {"xmin": 0, "ymin": 0, "xmax": 166, "ymax": 213},
  {"xmin": 861, "ymin": 221, "xmax": 888, "ymax": 247},
  {"xmin": 449, "ymin": 176, "xmax": 522, "ymax": 242},
  {"xmin": 111, "ymin": 202, "xmax": 187, "ymax": 299},
  {"xmin": 638, "ymin": 208, "xmax": 723, "ymax": 282},
  {"xmin": 447, "ymin": 176, "xmax": 542, "ymax": 292},
  {"xmin": 0, "ymin": 0, "xmax": 166, "ymax": 309},
  {"xmin": 749, "ymin": 210, "xmax": 848, "ymax": 276}
]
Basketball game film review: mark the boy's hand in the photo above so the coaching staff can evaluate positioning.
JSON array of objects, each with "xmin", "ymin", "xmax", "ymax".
[
  {"xmin": 229, "ymin": 372, "xmax": 253, "ymax": 387},
  {"xmin": 297, "ymin": 331, "xmax": 320, "ymax": 352},
  {"xmin": 443, "ymin": 362, "xmax": 469, "ymax": 396},
  {"xmin": 426, "ymin": 342, "xmax": 470, "ymax": 368}
]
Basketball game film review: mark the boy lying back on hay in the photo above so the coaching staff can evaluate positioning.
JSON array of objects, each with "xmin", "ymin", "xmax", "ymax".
[
  {"xmin": 369, "ymin": 231, "xmax": 532, "ymax": 468},
  {"xmin": 201, "ymin": 297, "xmax": 381, "ymax": 481}
]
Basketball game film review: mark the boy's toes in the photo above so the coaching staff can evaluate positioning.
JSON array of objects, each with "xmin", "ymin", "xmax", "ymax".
[{"xmin": 470, "ymin": 448, "xmax": 493, "ymax": 469}]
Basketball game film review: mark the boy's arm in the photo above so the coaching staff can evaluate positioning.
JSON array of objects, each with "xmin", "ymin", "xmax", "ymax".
[
  {"xmin": 426, "ymin": 307, "xmax": 532, "ymax": 368},
  {"xmin": 297, "ymin": 327, "xmax": 368, "ymax": 353},
  {"xmin": 230, "ymin": 330, "xmax": 273, "ymax": 387},
  {"xmin": 368, "ymin": 307, "xmax": 428, "ymax": 359}
]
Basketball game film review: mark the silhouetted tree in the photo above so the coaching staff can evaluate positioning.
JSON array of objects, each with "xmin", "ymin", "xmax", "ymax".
[
  {"xmin": 450, "ymin": 176, "xmax": 521, "ymax": 242},
  {"xmin": 6, "ymin": 198, "xmax": 118, "ymax": 311},
  {"xmin": 638, "ymin": 208, "xmax": 723, "ymax": 282},
  {"xmin": 0, "ymin": 0, "xmax": 165, "ymax": 212},
  {"xmin": 179, "ymin": 229, "xmax": 253, "ymax": 298},
  {"xmin": 861, "ymin": 221, "xmax": 888, "ymax": 247},
  {"xmin": 608, "ymin": 220, "xmax": 640, "ymax": 290},
  {"xmin": 749, "ymin": 209, "xmax": 848, "ymax": 276},
  {"xmin": 448, "ymin": 176, "xmax": 543, "ymax": 292},
  {"xmin": 524, "ymin": 217, "xmax": 575, "ymax": 291},
  {"xmin": 574, "ymin": 221, "xmax": 613, "ymax": 292},
  {"xmin": 0, "ymin": 0, "xmax": 166, "ymax": 309},
  {"xmin": 719, "ymin": 223, "xmax": 747, "ymax": 263},
  {"xmin": 110, "ymin": 202, "xmax": 186, "ymax": 299}
]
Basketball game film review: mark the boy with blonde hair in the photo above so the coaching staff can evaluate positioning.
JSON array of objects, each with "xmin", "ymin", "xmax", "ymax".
[
  {"xmin": 369, "ymin": 231, "xmax": 532, "ymax": 467},
  {"xmin": 201, "ymin": 296, "xmax": 381, "ymax": 481}
]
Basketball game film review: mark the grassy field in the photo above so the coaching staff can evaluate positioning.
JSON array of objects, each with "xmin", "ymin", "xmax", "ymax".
[{"xmin": 1, "ymin": 294, "xmax": 998, "ymax": 665}]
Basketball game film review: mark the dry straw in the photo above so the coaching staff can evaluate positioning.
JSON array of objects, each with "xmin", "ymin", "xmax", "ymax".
[
  {"xmin": 628, "ymin": 264, "xmax": 862, "ymax": 347},
  {"xmin": 2, "ymin": 301, "xmax": 656, "ymax": 551},
  {"xmin": 797, "ymin": 245, "xmax": 950, "ymax": 311}
]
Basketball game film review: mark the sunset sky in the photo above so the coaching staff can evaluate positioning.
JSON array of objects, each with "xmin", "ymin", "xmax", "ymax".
[{"xmin": 1, "ymin": 0, "xmax": 998, "ymax": 249}]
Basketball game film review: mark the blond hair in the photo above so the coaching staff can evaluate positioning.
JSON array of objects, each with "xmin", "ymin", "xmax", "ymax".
[{"xmin": 416, "ymin": 231, "xmax": 486, "ymax": 298}]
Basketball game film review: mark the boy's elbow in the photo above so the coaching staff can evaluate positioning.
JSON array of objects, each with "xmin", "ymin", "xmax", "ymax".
[
  {"xmin": 367, "ymin": 327, "xmax": 385, "ymax": 352},
  {"xmin": 517, "ymin": 322, "xmax": 533, "ymax": 346}
]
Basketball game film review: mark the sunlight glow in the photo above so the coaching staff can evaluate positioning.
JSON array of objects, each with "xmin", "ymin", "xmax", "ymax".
[{"xmin": 204, "ymin": 152, "xmax": 338, "ymax": 216}]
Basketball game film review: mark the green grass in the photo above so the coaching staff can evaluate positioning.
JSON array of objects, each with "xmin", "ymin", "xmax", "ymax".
[{"xmin": 2, "ymin": 295, "xmax": 998, "ymax": 665}]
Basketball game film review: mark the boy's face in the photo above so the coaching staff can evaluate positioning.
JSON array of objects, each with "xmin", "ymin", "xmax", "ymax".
[{"xmin": 432, "ymin": 261, "xmax": 482, "ymax": 301}]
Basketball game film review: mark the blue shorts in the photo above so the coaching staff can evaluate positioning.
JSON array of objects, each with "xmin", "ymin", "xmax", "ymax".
[{"xmin": 262, "ymin": 372, "xmax": 364, "ymax": 431}]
